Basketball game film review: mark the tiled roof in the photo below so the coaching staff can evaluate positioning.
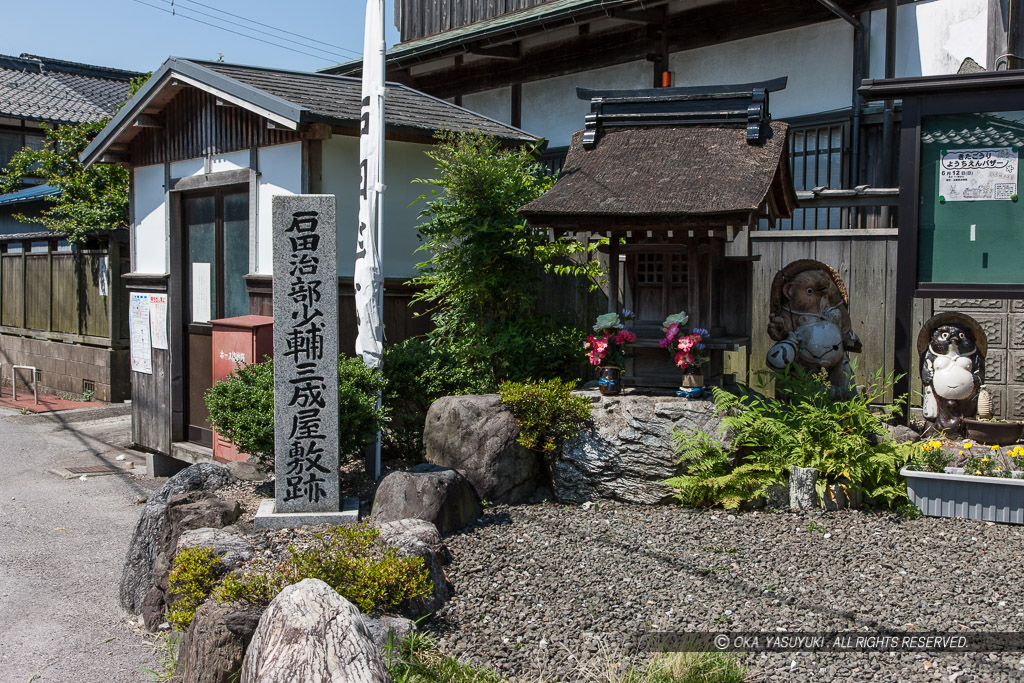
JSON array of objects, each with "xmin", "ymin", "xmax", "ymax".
[
  {"xmin": 0, "ymin": 54, "xmax": 141, "ymax": 125},
  {"xmin": 83, "ymin": 58, "xmax": 536, "ymax": 166},
  {"xmin": 197, "ymin": 60, "xmax": 534, "ymax": 141}
]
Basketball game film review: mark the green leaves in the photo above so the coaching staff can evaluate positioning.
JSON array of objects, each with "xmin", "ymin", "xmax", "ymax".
[
  {"xmin": 668, "ymin": 368, "xmax": 914, "ymax": 510},
  {"xmin": 409, "ymin": 132, "xmax": 599, "ymax": 389},
  {"xmin": 0, "ymin": 120, "xmax": 128, "ymax": 242},
  {"xmin": 498, "ymin": 378, "xmax": 592, "ymax": 453},
  {"xmin": 203, "ymin": 356, "xmax": 387, "ymax": 473}
]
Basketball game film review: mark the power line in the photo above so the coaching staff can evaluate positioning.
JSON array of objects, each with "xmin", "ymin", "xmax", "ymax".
[
  {"xmin": 129, "ymin": 0, "xmax": 338, "ymax": 64},
  {"xmin": 158, "ymin": 0, "xmax": 357, "ymax": 61},
  {"xmin": 175, "ymin": 0, "xmax": 361, "ymax": 58}
]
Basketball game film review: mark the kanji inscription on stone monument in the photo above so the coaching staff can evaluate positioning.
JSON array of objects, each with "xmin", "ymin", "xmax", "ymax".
[{"xmin": 273, "ymin": 195, "xmax": 339, "ymax": 513}]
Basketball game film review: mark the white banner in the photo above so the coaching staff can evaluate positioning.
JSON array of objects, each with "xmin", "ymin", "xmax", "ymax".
[{"xmin": 354, "ymin": 0, "xmax": 386, "ymax": 369}]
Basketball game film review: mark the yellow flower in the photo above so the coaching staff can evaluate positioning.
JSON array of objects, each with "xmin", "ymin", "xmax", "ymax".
[
  {"xmin": 930, "ymin": 440, "xmax": 942, "ymax": 449},
  {"xmin": 964, "ymin": 442, "xmax": 974, "ymax": 449},
  {"xmin": 991, "ymin": 445, "xmax": 1000, "ymax": 451},
  {"xmin": 997, "ymin": 467, "xmax": 1003, "ymax": 471},
  {"xmin": 921, "ymin": 444, "xmax": 932, "ymax": 452},
  {"xmin": 983, "ymin": 457, "xmax": 990, "ymax": 462},
  {"xmin": 959, "ymin": 450, "xmax": 964, "ymax": 456},
  {"xmin": 976, "ymin": 470, "xmax": 983, "ymax": 475}
]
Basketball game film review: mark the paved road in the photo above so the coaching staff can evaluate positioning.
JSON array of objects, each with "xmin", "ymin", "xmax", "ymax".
[{"xmin": 0, "ymin": 406, "xmax": 161, "ymax": 682}]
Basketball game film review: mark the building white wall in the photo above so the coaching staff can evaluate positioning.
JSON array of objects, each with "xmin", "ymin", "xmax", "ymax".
[
  {"xmin": 132, "ymin": 163, "xmax": 166, "ymax": 274},
  {"xmin": 321, "ymin": 135, "xmax": 435, "ymax": 278},
  {"xmin": 462, "ymin": 87, "xmax": 512, "ymax": 125},
  {"xmin": 670, "ymin": 20, "xmax": 855, "ymax": 120},
  {"xmin": 868, "ymin": 0, "xmax": 988, "ymax": 78},
  {"xmin": 255, "ymin": 142, "xmax": 302, "ymax": 274},
  {"xmin": 522, "ymin": 59, "xmax": 650, "ymax": 147}
]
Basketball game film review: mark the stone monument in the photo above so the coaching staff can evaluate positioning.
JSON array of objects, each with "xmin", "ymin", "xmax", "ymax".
[
  {"xmin": 254, "ymin": 194, "xmax": 357, "ymax": 529},
  {"xmin": 918, "ymin": 312, "xmax": 987, "ymax": 436}
]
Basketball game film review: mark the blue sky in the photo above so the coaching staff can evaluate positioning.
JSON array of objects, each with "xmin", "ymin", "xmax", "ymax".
[{"xmin": 1, "ymin": 0, "xmax": 400, "ymax": 74}]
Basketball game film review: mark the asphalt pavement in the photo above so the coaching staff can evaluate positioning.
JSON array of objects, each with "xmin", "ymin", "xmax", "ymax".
[{"xmin": 0, "ymin": 404, "xmax": 162, "ymax": 682}]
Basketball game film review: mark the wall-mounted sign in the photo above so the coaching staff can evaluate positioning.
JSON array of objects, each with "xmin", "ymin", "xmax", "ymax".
[
  {"xmin": 938, "ymin": 147, "xmax": 1017, "ymax": 202},
  {"xmin": 149, "ymin": 294, "xmax": 168, "ymax": 350},
  {"xmin": 129, "ymin": 292, "xmax": 153, "ymax": 374}
]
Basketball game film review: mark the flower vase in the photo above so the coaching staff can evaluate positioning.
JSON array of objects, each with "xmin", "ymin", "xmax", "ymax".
[
  {"xmin": 598, "ymin": 366, "xmax": 622, "ymax": 396},
  {"xmin": 677, "ymin": 367, "xmax": 705, "ymax": 399}
]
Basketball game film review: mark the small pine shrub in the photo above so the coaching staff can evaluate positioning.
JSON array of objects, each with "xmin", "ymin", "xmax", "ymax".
[
  {"xmin": 166, "ymin": 547, "xmax": 223, "ymax": 630},
  {"xmin": 498, "ymin": 378, "xmax": 592, "ymax": 453}
]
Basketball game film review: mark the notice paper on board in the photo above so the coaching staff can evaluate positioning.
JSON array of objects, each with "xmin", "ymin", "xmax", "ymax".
[
  {"xmin": 939, "ymin": 147, "xmax": 1018, "ymax": 201},
  {"xmin": 129, "ymin": 292, "xmax": 153, "ymax": 374},
  {"xmin": 149, "ymin": 294, "xmax": 168, "ymax": 350}
]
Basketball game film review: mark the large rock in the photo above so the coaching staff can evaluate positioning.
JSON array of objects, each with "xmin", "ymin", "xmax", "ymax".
[
  {"xmin": 371, "ymin": 464, "xmax": 481, "ymax": 535},
  {"xmin": 553, "ymin": 394, "xmax": 725, "ymax": 504},
  {"xmin": 362, "ymin": 615, "xmax": 415, "ymax": 653},
  {"xmin": 174, "ymin": 599, "xmax": 264, "ymax": 683},
  {"xmin": 120, "ymin": 462, "xmax": 237, "ymax": 618},
  {"xmin": 177, "ymin": 528, "xmax": 255, "ymax": 572},
  {"xmin": 376, "ymin": 518, "xmax": 451, "ymax": 620},
  {"xmin": 240, "ymin": 579, "xmax": 390, "ymax": 683},
  {"xmin": 424, "ymin": 394, "xmax": 542, "ymax": 504}
]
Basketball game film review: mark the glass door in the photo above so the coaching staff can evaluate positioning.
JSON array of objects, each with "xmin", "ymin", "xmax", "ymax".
[{"xmin": 182, "ymin": 190, "xmax": 249, "ymax": 445}]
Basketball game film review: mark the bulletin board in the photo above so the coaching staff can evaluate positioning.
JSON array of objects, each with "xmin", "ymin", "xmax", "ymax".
[{"xmin": 917, "ymin": 111, "xmax": 1024, "ymax": 285}]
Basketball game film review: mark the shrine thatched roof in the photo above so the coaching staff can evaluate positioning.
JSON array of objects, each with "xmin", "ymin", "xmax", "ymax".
[{"xmin": 519, "ymin": 121, "xmax": 796, "ymax": 232}]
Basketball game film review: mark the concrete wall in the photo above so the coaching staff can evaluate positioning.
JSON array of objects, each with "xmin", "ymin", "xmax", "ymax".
[
  {"xmin": 0, "ymin": 334, "xmax": 128, "ymax": 402},
  {"xmin": 461, "ymin": 1, "xmax": 989, "ymax": 148},
  {"xmin": 321, "ymin": 136, "xmax": 436, "ymax": 278},
  {"xmin": 868, "ymin": 0, "xmax": 989, "ymax": 78},
  {"xmin": 670, "ymin": 20, "xmax": 854, "ymax": 120}
]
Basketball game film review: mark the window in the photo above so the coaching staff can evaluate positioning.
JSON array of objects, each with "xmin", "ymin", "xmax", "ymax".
[{"xmin": 184, "ymin": 191, "xmax": 250, "ymax": 324}]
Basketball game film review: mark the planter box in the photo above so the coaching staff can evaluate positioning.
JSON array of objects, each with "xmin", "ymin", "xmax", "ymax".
[{"xmin": 901, "ymin": 468, "xmax": 1024, "ymax": 524}]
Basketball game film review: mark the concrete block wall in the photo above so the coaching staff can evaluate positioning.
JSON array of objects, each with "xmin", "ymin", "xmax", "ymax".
[
  {"xmin": 931, "ymin": 298, "xmax": 1024, "ymax": 420},
  {"xmin": 0, "ymin": 334, "xmax": 129, "ymax": 402}
]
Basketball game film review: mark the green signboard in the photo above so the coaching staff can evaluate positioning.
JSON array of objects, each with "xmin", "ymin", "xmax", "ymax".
[{"xmin": 918, "ymin": 111, "xmax": 1024, "ymax": 285}]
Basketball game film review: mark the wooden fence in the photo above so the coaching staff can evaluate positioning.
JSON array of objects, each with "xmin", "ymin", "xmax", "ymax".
[
  {"xmin": 0, "ymin": 237, "xmax": 128, "ymax": 347},
  {"xmin": 748, "ymin": 228, "xmax": 902, "ymax": 400}
]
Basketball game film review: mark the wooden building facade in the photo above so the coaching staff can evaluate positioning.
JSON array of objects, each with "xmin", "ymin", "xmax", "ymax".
[{"xmin": 82, "ymin": 57, "xmax": 533, "ymax": 464}]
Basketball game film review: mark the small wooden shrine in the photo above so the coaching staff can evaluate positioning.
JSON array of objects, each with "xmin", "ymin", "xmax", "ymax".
[{"xmin": 520, "ymin": 80, "xmax": 797, "ymax": 386}]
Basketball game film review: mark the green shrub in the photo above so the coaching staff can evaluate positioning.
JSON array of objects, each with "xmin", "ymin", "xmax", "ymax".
[
  {"xmin": 213, "ymin": 570, "xmax": 285, "ymax": 607},
  {"xmin": 667, "ymin": 367, "xmax": 917, "ymax": 510},
  {"xmin": 203, "ymin": 359, "xmax": 274, "ymax": 464},
  {"xmin": 411, "ymin": 132, "xmax": 601, "ymax": 389},
  {"xmin": 205, "ymin": 355, "xmax": 387, "ymax": 473},
  {"xmin": 498, "ymin": 378, "xmax": 592, "ymax": 453},
  {"xmin": 212, "ymin": 525, "xmax": 430, "ymax": 614},
  {"xmin": 286, "ymin": 525, "xmax": 430, "ymax": 613},
  {"xmin": 166, "ymin": 547, "xmax": 222, "ymax": 630},
  {"xmin": 382, "ymin": 338, "xmax": 490, "ymax": 459}
]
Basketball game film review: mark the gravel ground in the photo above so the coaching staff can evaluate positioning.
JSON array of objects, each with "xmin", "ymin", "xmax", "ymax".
[{"xmin": 427, "ymin": 503, "xmax": 1024, "ymax": 682}]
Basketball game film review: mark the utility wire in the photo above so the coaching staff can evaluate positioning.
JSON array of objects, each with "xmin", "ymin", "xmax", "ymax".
[
  {"xmin": 174, "ymin": 0, "xmax": 361, "ymax": 58},
  {"xmin": 156, "ymin": 0, "xmax": 357, "ymax": 60},
  {"xmin": 129, "ymin": 0, "xmax": 337, "ymax": 63}
]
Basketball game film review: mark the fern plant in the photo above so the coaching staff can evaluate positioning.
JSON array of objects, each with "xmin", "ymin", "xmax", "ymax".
[{"xmin": 667, "ymin": 366, "xmax": 918, "ymax": 510}]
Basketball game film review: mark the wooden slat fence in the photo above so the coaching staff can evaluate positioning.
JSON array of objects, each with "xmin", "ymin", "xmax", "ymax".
[
  {"xmin": 0, "ymin": 241, "xmax": 128, "ymax": 346},
  {"xmin": 748, "ymin": 229, "xmax": 900, "ymax": 400}
]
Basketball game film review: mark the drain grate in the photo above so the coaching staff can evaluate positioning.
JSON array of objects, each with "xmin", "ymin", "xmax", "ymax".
[{"xmin": 66, "ymin": 465, "xmax": 117, "ymax": 474}]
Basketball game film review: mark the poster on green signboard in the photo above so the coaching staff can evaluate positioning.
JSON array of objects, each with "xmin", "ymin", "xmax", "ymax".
[{"xmin": 918, "ymin": 111, "xmax": 1024, "ymax": 285}]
